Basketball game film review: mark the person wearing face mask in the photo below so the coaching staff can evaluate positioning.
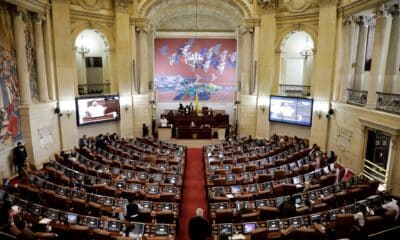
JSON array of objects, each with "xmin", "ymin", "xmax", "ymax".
[{"xmin": 13, "ymin": 142, "xmax": 27, "ymax": 178}]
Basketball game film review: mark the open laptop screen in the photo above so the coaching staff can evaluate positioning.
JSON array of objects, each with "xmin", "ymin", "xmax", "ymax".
[{"xmin": 243, "ymin": 222, "xmax": 256, "ymax": 234}]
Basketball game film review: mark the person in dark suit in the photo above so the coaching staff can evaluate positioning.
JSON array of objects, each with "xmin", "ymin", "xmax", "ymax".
[
  {"xmin": 123, "ymin": 196, "xmax": 142, "ymax": 222},
  {"xmin": 279, "ymin": 197, "xmax": 297, "ymax": 218},
  {"xmin": 13, "ymin": 142, "xmax": 27, "ymax": 178},
  {"xmin": 188, "ymin": 208, "xmax": 211, "ymax": 240}
]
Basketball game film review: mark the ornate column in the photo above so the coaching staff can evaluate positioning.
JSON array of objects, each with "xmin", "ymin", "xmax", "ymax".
[
  {"xmin": 136, "ymin": 21, "xmax": 150, "ymax": 94},
  {"xmin": 353, "ymin": 16, "xmax": 368, "ymax": 90},
  {"xmin": 43, "ymin": 6, "xmax": 56, "ymax": 100},
  {"xmin": 366, "ymin": 5, "xmax": 392, "ymax": 108},
  {"xmin": 52, "ymin": 0, "xmax": 78, "ymax": 149},
  {"xmin": 114, "ymin": 0, "xmax": 134, "ymax": 137},
  {"xmin": 33, "ymin": 13, "xmax": 49, "ymax": 102},
  {"xmin": 254, "ymin": 0, "xmax": 277, "ymax": 138},
  {"xmin": 384, "ymin": 4, "xmax": 400, "ymax": 93},
  {"xmin": 339, "ymin": 16, "xmax": 358, "ymax": 101},
  {"xmin": 13, "ymin": 7, "xmax": 31, "ymax": 105},
  {"xmin": 310, "ymin": 0, "xmax": 338, "ymax": 150},
  {"xmin": 239, "ymin": 21, "xmax": 253, "ymax": 95}
]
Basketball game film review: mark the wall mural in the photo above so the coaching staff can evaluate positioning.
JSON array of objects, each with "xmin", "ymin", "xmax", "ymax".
[
  {"xmin": 0, "ymin": 4, "xmax": 22, "ymax": 149},
  {"xmin": 154, "ymin": 38, "xmax": 236, "ymax": 102},
  {"xmin": 24, "ymin": 13, "xmax": 39, "ymax": 101}
]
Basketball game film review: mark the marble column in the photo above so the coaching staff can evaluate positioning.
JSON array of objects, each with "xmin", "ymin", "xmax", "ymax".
[
  {"xmin": 353, "ymin": 16, "xmax": 368, "ymax": 90},
  {"xmin": 114, "ymin": 1, "xmax": 134, "ymax": 137},
  {"xmin": 340, "ymin": 17, "xmax": 358, "ymax": 101},
  {"xmin": 310, "ymin": 0, "xmax": 337, "ymax": 150},
  {"xmin": 130, "ymin": 22, "xmax": 138, "ymax": 93},
  {"xmin": 43, "ymin": 7, "xmax": 56, "ymax": 100},
  {"xmin": 367, "ymin": 5, "xmax": 392, "ymax": 107},
  {"xmin": 13, "ymin": 8, "xmax": 31, "ymax": 105},
  {"xmin": 33, "ymin": 14, "xmax": 49, "ymax": 102},
  {"xmin": 137, "ymin": 26, "xmax": 149, "ymax": 94},
  {"xmin": 240, "ymin": 27, "xmax": 253, "ymax": 95},
  {"xmin": 384, "ymin": 4, "xmax": 400, "ymax": 93}
]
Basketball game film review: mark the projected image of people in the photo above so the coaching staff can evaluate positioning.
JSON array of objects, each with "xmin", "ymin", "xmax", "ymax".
[
  {"xmin": 86, "ymin": 101, "xmax": 106, "ymax": 118},
  {"xmin": 76, "ymin": 96, "xmax": 120, "ymax": 125}
]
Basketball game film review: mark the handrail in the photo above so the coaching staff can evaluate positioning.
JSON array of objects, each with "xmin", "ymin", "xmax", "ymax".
[
  {"xmin": 376, "ymin": 91, "xmax": 400, "ymax": 115},
  {"xmin": 363, "ymin": 165, "xmax": 386, "ymax": 179},
  {"xmin": 347, "ymin": 88, "xmax": 368, "ymax": 106},
  {"xmin": 364, "ymin": 159, "xmax": 386, "ymax": 172}
]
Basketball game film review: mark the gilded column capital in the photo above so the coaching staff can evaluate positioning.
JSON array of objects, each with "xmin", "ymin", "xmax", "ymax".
[
  {"xmin": 375, "ymin": 4, "xmax": 389, "ymax": 17},
  {"xmin": 114, "ymin": 0, "xmax": 131, "ymax": 13},
  {"xmin": 256, "ymin": 0, "xmax": 277, "ymax": 12},
  {"xmin": 239, "ymin": 19, "xmax": 260, "ymax": 35},
  {"xmin": 14, "ymin": 6, "xmax": 27, "ymax": 19},
  {"xmin": 133, "ymin": 17, "xmax": 151, "ymax": 33},
  {"xmin": 33, "ymin": 13, "xmax": 45, "ymax": 25},
  {"xmin": 356, "ymin": 15, "xmax": 370, "ymax": 26},
  {"xmin": 343, "ymin": 16, "xmax": 356, "ymax": 25},
  {"xmin": 390, "ymin": 4, "xmax": 399, "ymax": 17}
]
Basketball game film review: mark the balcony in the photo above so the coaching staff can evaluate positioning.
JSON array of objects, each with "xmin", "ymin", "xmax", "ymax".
[
  {"xmin": 279, "ymin": 84, "xmax": 311, "ymax": 97},
  {"xmin": 78, "ymin": 83, "xmax": 111, "ymax": 95},
  {"xmin": 376, "ymin": 92, "xmax": 400, "ymax": 115},
  {"xmin": 347, "ymin": 89, "xmax": 367, "ymax": 106}
]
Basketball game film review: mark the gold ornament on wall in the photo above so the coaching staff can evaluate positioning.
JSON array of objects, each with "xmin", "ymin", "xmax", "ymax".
[
  {"xmin": 256, "ymin": 0, "xmax": 277, "ymax": 10},
  {"xmin": 284, "ymin": 0, "xmax": 313, "ymax": 13},
  {"xmin": 70, "ymin": 0, "xmax": 112, "ymax": 11}
]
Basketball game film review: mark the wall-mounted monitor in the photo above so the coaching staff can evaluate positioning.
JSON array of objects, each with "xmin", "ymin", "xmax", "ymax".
[
  {"xmin": 269, "ymin": 95, "xmax": 313, "ymax": 127},
  {"xmin": 76, "ymin": 95, "xmax": 120, "ymax": 126}
]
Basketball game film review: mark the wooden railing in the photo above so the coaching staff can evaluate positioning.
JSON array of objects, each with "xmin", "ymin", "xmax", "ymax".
[
  {"xmin": 279, "ymin": 84, "xmax": 311, "ymax": 97},
  {"xmin": 347, "ymin": 88, "xmax": 368, "ymax": 106},
  {"xmin": 376, "ymin": 92, "xmax": 400, "ymax": 115}
]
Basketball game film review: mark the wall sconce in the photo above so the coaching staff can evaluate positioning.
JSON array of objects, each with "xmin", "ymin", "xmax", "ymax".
[
  {"xmin": 64, "ymin": 110, "xmax": 72, "ymax": 118},
  {"xmin": 54, "ymin": 107, "xmax": 62, "ymax": 117},
  {"xmin": 124, "ymin": 104, "xmax": 129, "ymax": 111},
  {"xmin": 315, "ymin": 110, "xmax": 322, "ymax": 119},
  {"xmin": 326, "ymin": 108, "xmax": 334, "ymax": 119},
  {"xmin": 259, "ymin": 104, "xmax": 266, "ymax": 112}
]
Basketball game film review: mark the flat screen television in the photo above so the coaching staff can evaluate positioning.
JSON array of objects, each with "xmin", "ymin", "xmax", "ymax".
[
  {"xmin": 218, "ymin": 223, "xmax": 233, "ymax": 235},
  {"xmin": 76, "ymin": 95, "xmax": 120, "ymax": 126},
  {"xmin": 155, "ymin": 224, "xmax": 169, "ymax": 236},
  {"xmin": 269, "ymin": 95, "xmax": 313, "ymax": 127},
  {"xmin": 243, "ymin": 222, "xmax": 256, "ymax": 234}
]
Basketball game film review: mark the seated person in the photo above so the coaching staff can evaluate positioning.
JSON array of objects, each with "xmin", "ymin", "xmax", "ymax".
[
  {"xmin": 122, "ymin": 196, "xmax": 142, "ymax": 222},
  {"xmin": 382, "ymin": 197, "xmax": 399, "ymax": 220},
  {"xmin": 190, "ymin": 121, "xmax": 196, "ymax": 128},
  {"xmin": 10, "ymin": 216, "xmax": 34, "ymax": 240},
  {"xmin": 279, "ymin": 197, "xmax": 297, "ymax": 218},
  {"xmin": 160, "ymin": 116, "xmax": 169, "ymax": 127},
  {"xmin": 86, "ymin": 101, "xmax": 106, "ymax": 118}
]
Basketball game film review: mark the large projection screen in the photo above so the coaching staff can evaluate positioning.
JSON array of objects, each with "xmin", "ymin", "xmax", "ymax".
[
  {"xmin": 76, "ymin": 95, "xmax": 120, "ymax": 126},
  {"xmin": 269, "ymin": 95, "xmax": 313, "ymax": 127}
]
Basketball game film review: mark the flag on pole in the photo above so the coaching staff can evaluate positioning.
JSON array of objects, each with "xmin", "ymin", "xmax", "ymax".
[{"xmin": 195, "ymin": 91, "xmax": 199, "ymax": 114}]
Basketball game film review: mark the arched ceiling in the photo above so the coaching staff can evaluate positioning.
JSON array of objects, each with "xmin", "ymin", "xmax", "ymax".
[{"xmin": 142, "ymin": 0, "xmax": 250, "ymax": 32}]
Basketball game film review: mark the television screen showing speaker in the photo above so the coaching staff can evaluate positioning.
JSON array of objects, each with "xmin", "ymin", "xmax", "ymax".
[
  {"xmin": 76, "ymin": 95, "xmax": 120, "ymax": 126},
  {"xmin": 269, "ymin": 95, "xmax": 313, "ymax": 127}
]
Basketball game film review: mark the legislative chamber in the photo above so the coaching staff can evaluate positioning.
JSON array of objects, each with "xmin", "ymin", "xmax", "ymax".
[{"xmin": 1, "ymin": 0, "xmax": 400, "ymax": 240}]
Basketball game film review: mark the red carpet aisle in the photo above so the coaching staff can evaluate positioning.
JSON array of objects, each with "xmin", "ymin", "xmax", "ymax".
[{"xmin": 179, "ymin": 148, "xmax": 208, "ymax": 240}]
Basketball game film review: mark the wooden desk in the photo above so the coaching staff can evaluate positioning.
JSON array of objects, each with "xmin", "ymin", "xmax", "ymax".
[
  {"xmin": 158, "ymin": 127, "xmax": 172, "ymax": 140},
  {"xmin": 176, "ymin": 127, "xmax": 212, "ymax": 139},
  {"xmin": 165, "ymin": 113, "xmax": 229, "ymax": 128}
]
